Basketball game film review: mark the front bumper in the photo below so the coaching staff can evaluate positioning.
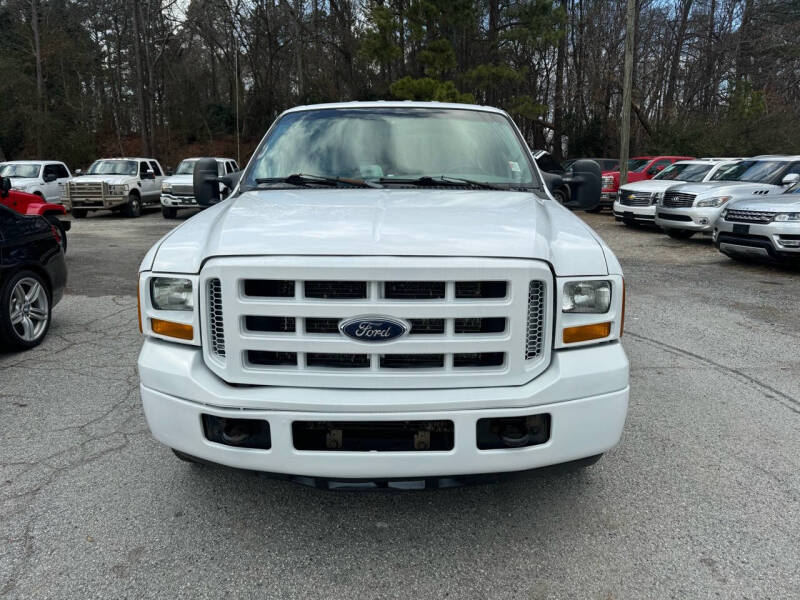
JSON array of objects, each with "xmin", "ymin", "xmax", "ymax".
[
  {"xmin": 66, "ymin": 195, "xmax": 127, "ymax": 210},
  {"xmin": 139, "ymin": 338, "xmax": 629, "ymax": 478},
  {"xmin": 714, "ymin": 220, "xmax": 800, "ymax": 259},
  {"xmin": 655, "ymin": 205, "xmax": 725, "ymax": 232},
  {"xmin": 161, "ymin": 193, "xmax": 197, "ymax": 207},
  {"xmin": 601, "ymin": 191, "xmax": 617, "ymax": 206},
  {"xmin": 613, "ymin": 201, "xmax": 655, "ymax": 221}
]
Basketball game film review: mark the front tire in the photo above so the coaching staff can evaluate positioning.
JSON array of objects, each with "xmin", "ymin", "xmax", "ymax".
[
  {"xmin": 161, "ymin": 206, "xmax": 177, "ymax": 219},
  {"xmin": 665, "ymin": 228, "xmax": 695, "ymax": 239},
  {"xmin": 122, "ymin": 193, "xmax": 141, "ymax": 218},
  {"xmin": 0, "ymin": 270, "xmax": 52, "ymax": 351}
]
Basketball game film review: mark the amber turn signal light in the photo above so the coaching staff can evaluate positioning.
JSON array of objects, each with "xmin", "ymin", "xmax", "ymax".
[
  {"xmin": 137, "ymin": 281, "xmax": 143, "ymax": 333},
  {"xmin": 563, "ymin": 322, "xmax": 611, "ymax": 344},
  {"xmin": 151, "ymin": 318, "xmax": 194, "ymax": 340}
]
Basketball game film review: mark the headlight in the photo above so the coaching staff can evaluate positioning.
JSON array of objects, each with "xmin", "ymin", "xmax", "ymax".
[
  {"xmin": 562, "ymin": 280, "xmax": 612, "ymax": 313},
  {"xmin": 602, "ymin": 176, "xmax": 614, "ymax": 189},
  {"xmin": 161, "ymin": 182, "xmax": 172, "ymax": 193},
  {"xmin": 652, "ymin": 192, "xmax": 664, "ymax": 205},
  {"xmin": 774, "ymin": 213, "xmax": 800, "ymax": 222},
  {"xmin": 696, "ymin": 195, "xmax": 731, "ymax": 208},
  {"xmin": 108, "ymin": 184, "xmax": 129, "ymax": 195},
  {"xmin": 150, "ymin": 277, "xmax": 193, "ymax": 311}
]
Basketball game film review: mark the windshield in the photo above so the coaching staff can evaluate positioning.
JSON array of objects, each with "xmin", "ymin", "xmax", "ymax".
[
  {"xmin": 87, "ymin": 160, "xmax": 138, "ymax": 176},
  {"xmin": 244, "ymin": 108, "xmax": 539, "ymax": 188},
  {"xmin": 711, "ymin": 160, "xmax": 783, "ymax": 183},
  {"xmin": 0, "ymin": 164, "xmax": 41, "ymax": 178},
  {"xmin": 654, "ymin": 163, "xmax": 711, "ymax": 182},
  {"xmin": 629, "ymin": 159, "xmax": 650, "ymax": 173},
  {"xmin": 175, "ymin": 160, "xmax": 197, "ymax": 175}
]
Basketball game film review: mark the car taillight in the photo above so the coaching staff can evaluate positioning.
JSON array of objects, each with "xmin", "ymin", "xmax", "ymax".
[{"xmin": 51, "ymin": 225, "xmax": 62, "ymax": 245}]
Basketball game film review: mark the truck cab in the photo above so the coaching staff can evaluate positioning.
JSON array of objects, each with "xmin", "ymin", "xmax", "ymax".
[
  {"xmin": 136, "ymin": 102, "xmax": 628, "ymax": 484},
  {"xmin": 0, "ymin": 161, "xmax": 71, "ymax": 203},
  {"xmin": 64, "ymin": 157, "xmax": 165, "ymax": 218}
]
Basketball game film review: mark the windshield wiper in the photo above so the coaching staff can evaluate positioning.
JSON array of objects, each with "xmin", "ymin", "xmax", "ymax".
[
  {"xmin": 255, "ymin": 173, "xmax": 382, "ymax": 188},
  {"xmin": 376, "ymin": 175, "xmax": 504, "ymax": 190}
]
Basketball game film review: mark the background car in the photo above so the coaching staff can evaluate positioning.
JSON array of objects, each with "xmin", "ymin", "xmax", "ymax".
[
  {"xmin": 0, "ymin": 199, "xmax": 66, "ymax": 350},
  {"xmin": 601, "ymin": 155, "xmax": 695, "ymax": 209},
  {"xmin": 713, "ymin": 181, "xmax": 800, "ymax": 262},
  {"xmin": 613, "ymin": 159, "xmax": 739, "ymax": 226},
  {"xmin": 0, "ymin": 160, "xmax": 71, "ymax": 203},
  {"xmin": 655, "ymin": 156, "xmax": 800, "ymax": 239}
]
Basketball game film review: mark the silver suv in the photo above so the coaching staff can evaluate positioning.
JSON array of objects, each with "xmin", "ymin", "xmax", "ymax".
[
  {"xmin": 654, "ymin": 157, "xmax": 800, "ymax": 239},
  {"xmin": 714, "ymin": 182, "xmax": 800, "ymax": 261}
]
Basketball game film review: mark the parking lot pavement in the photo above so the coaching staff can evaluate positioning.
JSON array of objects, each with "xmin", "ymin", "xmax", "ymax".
[{"xmin": 1, "ymin": 209, "xmax": 799, "ymax": 599}]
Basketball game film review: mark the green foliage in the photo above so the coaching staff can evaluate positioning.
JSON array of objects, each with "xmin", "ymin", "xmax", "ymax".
[
  {"xmin": 389, "ymin": 77, "xmax": 473, "ymax": 103},
  {"xmin": 360, "ymin": 3, "xmax": 402, "ymax": 68},
  {"xmin": 419, "ymin": 39, "xmax": 457, "ymax": 79}
]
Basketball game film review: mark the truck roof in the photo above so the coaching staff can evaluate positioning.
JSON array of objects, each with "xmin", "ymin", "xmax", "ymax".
[
  {"xmin": 283, "ymin": 101, "xmax": 507, "ymax": 115},
  {"xmin": 1, "ymin": 159, "xmax": 67, "ymax": 165},
  {"xmin": 179, "ymin": 157, "xmax": 237, "ymax": 163},
  {"xmin": 94, "ymin": 157, "xmax": 160, "ymax": 162}
]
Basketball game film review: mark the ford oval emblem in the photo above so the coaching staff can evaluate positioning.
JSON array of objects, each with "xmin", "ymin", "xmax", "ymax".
[{"xmin": 339, "ymin": 315, "xmax": 409, "ymax": 343}]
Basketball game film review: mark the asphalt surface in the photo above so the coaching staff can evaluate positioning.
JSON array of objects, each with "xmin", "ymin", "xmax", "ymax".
[{"xmin": 2, "ymin": 207, "xmax": 799, "ymax": 599}]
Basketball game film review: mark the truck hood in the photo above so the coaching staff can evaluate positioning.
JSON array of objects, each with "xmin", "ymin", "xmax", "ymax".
[
  {"xmin": 147, "ymin": 189, "xmax": 610, "ymax": 276},
  {"xmin": 8, "ymin": 177, "xmax": 40, "ymax": 189},
  {"xmin": 727, "ymin": 194, "xmax": 800, "ymax": 212},
  {"xmin": 162, "ymin": 174, "xmax": 192, "ymax": 186},
  {"xmin": 670, "ymin": 181, "xmax": 780, "ymax": 198},
  {"xmin": 70, "ymin": 174, "xmax": 133, "ymax": 185}
]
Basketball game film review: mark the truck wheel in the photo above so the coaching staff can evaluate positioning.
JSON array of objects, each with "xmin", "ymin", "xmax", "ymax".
[
  {"xmin": 552, "ymin": 187, "xmax": 568, "ymax": 205},
  {"xmin": 666, "ymin": 229, "xmax": 695, "ymax": 239},
  {"xmin": 0, "ymin": 270, "xmax": 52, "ymax": 351},
  {"xmin": 585, "ymin": 205, "xmax": 604, "ymax": 213},
  {"xmin": 72, "ymin": 209, "xmax": 87, "ymax": 219},
  {"xmin": 161, "ymin": 206, "xmax": 177, "ymax": 219},
  {"xmin": 123, "ymin": 193, "xmax": 141, "ymax": 218}
]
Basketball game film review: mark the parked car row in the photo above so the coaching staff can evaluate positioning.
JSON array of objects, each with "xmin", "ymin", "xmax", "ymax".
[{"xmin": 0, "ymin": 155, "xmax": 240, "ymax": 221}]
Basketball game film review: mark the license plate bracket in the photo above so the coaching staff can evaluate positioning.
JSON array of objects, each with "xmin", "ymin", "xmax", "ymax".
[{"xmin": 733, "ymin": 224, "xmax": 750, "ymax": 234}]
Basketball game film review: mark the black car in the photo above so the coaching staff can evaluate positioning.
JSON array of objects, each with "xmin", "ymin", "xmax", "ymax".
[
  {"xmin": 0, "ymin": 203, "xmax": 67, "ymax": 350},
  {"xmin": 533, "ymin": 150, "xmax": 602, "ymax": 210}
]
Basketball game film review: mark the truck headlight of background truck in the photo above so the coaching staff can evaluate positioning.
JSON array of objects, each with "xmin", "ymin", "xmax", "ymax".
[
  {"xmin": 161, "ymin": 182, "xmax": 172, "ymax": 194},
  {"xmin": 108, "ymin": 183, "xmax": 129, "ymax": 195}
]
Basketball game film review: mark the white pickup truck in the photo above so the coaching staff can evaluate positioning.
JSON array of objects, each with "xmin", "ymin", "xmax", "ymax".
[
  {"xmin": 0, "ymin": 160, "xmax": 71, "ymax": 202},
  {"xmin": 137, "ymin": 102, "xmax": 628, "ymax": 485},
  {"xmin": 160, "ymin": 157, "xmax": 239, "ymax": 219},
  {"xmin": 63, "ymin": 157, "xmax": 165, "ymax": 218}
]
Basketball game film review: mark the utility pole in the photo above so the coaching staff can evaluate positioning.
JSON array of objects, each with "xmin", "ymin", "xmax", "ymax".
[{"xmin": 619, "ymin": 0, "xmax": 636, "ymax": 186}]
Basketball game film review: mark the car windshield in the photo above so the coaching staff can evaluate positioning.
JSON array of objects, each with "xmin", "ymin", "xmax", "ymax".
[
  {"xmin": 175, "ymin": 160, "xmax": 197, "ymax": 175},
  {"xmin": 87, "ymin": 160, "xmax": 138, "ymax": 176},
  {"xmin": 629, "ymin": 159, "xmax": 650, "ymax": 172},
  {"xmin": 244, "ymin": 107, "xmax": 539, "ymax": 188},
  {"xmin": 0, "ymin": 164, "xmax": 41, "ymax": 178},
  {"xmin": 654, "ymin": 163, "xmax": 711, "ymax": 182},
  {"xmin": 711, "ymin": 160, "xmax": 784, "ymax": 183}
]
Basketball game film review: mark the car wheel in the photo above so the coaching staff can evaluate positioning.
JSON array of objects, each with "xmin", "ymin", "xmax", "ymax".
[
  {"xmin": 666, "ymin": 229, "xmax": 695, "ymax": 239},
  {"xmin": 0, "ymin": 270, "xmax": 51, "ymax": 351},
  {"xmin": 72, "ymin": 208, "xmax": 87, "ymax": 219},
  {"xmin": 161, "ymin": 206, "xmax": 177, "ymax": 219},
  {"xmin": 585, "ymin": 205, "xmax": 604, "ymax": 213},
  {"xmin": 552, "ymin": 187, "xmax": 568, "ymax": 205},
  {"xmin": 123, "ymin": 193, "xmax": 141, "ymax": 218}
]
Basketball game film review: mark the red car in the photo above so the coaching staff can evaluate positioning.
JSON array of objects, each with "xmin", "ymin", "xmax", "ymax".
[
  {"xmin": 0, "ymin": 177, "xmax": 70, "ymax": 252},
  {"xmin": 600, "ymin": 155, "xmax": 695, "ymax": 209}
]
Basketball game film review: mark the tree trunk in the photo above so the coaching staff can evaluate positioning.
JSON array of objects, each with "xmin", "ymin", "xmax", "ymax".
[
  {"xmin": 552, "ymin": 0, "xmax": 567, "ymax": 160},
  {"xmin": 663, "ymin": 0, "xmax": 693, "ymax": 121},
  {"xmin": 131, "ymin": 0, "xmax": 150, "ymax": 156},
  {"xmin": 30, "ymin": 0, "xmax": 44, "ymax": 157}
]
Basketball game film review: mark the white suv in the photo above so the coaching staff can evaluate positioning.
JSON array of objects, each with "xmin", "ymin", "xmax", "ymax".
[
  {"xmin": 63, "ymin": 157, "xmax": 165, "ymax": 218},
  {"xmin": 0, "ymin": 161, "xmax": 71, "ymax": 203},
  {"xmin": 654, "ymin": 157, "xmax": 800, "ymax": 239},
  {"xmin": 136, "ymin": 102, "xmax": 628, "ymax": 485},
  {"xmin": 160, "ymin": 157, "xmax": 239, "ymax": 219},
  {"xmin": 613, "ymin": 159, "xmax": 738, "ymax": 225}
]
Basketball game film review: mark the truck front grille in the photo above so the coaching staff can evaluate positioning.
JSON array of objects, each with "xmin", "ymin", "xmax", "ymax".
[
  {"xmin": 662, "ymin": 191, "xmax": 696, "ymax": 208},
  {"xmin": 724, "ymin": 209, "xmax": 776, "ymax": 224},
  {"xmin": 171, "ymin": 184, "xmax": 194, "ymax": 196},
  {"xmin": 200, "ymin": 257, "xmax": 553, "ymax": 389},
  {"xmin": 68, "ymin": 182, "xmax": 104, "ymax": 200},
  {"xmin": 620, "ymin": 192, "xmax": 653, "ymax": 206}
]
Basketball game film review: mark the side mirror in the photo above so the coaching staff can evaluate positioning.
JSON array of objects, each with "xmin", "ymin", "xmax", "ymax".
[
  {"xmin": 219, "ymin": 170, "xmax": 243, "ymax": 194},
  {"xmin": 44, "ymin": 173, "xmax": 57, "ymax": 183},
  {"xmin": 193, "ymin": 158, "xmax": 221, "ymax": 206},
  {"xmin": 781, "ymin": 173, "xmax": 800, "ymax": 186},
  {"xmin": 0, "ymin": 176, "xmax": 10, "ymax": 197},
  {"xmin": 143, "ymin": 169, "xmax": 155, "ymax": 180},
  {"xmin": 75, "ymin": 169, "xmax": 83, "ymax": 176},
  {"xmin": 560, "ymin": 159, "xmax": 601, "ymax": 211}
]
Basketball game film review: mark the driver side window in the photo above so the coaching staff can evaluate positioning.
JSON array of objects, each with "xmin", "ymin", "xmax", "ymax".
[{"xmin": 139, "ymin": 161, "xmax": 150, "ymax": 177}]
